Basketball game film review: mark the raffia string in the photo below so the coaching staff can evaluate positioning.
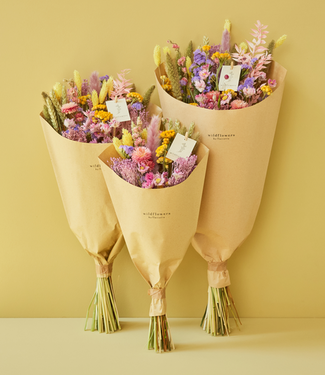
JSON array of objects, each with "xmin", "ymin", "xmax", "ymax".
[
  {"xmin": 95, "ymin": 263, "xmax": 112, "ymax": 278},
  {"xmin": 207, "ymin": 261, "xmax": 231, "ymax": 288},
  {"xmin": 207, "ymin": 261, "xmax": 227, "ymax": 272},
  {"xmin": 148, "ymin": 288, "xmax": 166, "ymax": 316}
]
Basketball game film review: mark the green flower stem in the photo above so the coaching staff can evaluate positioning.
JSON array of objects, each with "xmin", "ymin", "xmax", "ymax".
[
  {"xmin": 147, "ymin": 315, "xmax": 174, "ymax": 353},
  {"xmin": 84, "ymin": 275, "xmax": 121, "ymax": 334},
  {"xmin": 201, "ymin": 286, "xmax": 241, "ymax": 336}
]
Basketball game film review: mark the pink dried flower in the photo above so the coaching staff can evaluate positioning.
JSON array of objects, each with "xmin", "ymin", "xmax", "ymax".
[
  {"xmin": 131, "ymin": 147, "xmax": 152, "ymax": 163},
  {"xmin": 194, "ymin": 79, "xmax": 206, "ymax": 93},
  {"xmin": 230, "ymin": 100, "xmax": 249, "ymax": 109},
  {"xmin": 206, "ymin": 91, "xmax": 220, "ymax": 101},
  {"xmin": 177, "ymin": 56, "xmax": 186, "ymax": 66},
  {"xmin": 243, "ymin": 87, "xmax": 256, "ymax": 98},
  {"xmin": 268, "ymin": 79, "xmax": 277, "ymax": 88},
  {"xmin": 61, "ymin": 102, "xmax": 79, "ymax": 114}
]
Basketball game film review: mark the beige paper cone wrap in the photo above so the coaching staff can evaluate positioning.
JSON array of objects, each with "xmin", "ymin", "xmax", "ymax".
[
  {"xmin": 99, "ymin": 143, "xmax": 209, "ymax": 316},
  {"xmin": 40, "ymin": 116, "xmax": 125, "ymax": 266},
  {"xmin": 155, "ymin": 62, "xmax": 287, "ymax": 288}
]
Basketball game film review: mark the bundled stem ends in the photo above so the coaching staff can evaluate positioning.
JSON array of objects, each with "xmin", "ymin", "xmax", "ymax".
[
  {"xmin": 201, "ymin": 286, "xmax": 241, "ymax": 336},
  {"xmin": 147, "ymin": 288, "xmax": 174, "ymax": 352},
  {"xmin": 148, "ymin": 315, "xmax": 174, "ymax": 353},
  {"xmin": 85, "ymin": 264, "xmax": 121, "ymax": 334}
]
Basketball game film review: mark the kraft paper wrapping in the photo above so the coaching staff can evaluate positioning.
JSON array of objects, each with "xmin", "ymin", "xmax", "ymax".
[
  {"xmin": 40, "ymin": 115, "xmax": 125, "ymax": 269},
  {"xmin": 155, "ymin": 61, "xmax": 287, "ymax": 288},
  {"xmin": 98, "ymin": 143, "xmax": 209, "ymax": 316}
]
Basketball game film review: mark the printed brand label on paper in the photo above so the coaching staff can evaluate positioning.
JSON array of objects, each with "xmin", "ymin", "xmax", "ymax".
[
  {"xmin": 90, "ymin": 164, "xmax": 101, "ymax": 171},
  {"xmin": 166, "ymin": 133, "xmax": 197, "ymax": 161},
  {"xmin": 207, "ymin": 133, "xmax": 236, "ymax": 141},
  {"xmin": 218, "ymin": 65, "xmax": 241, "ymax": 91},
  {"xmin": 143, "ymin": 212, "xmax": 171, "ymax": 219},
  {"xmin": 106, "ymin": 98, "xmax": 131, "ymax": 122}
]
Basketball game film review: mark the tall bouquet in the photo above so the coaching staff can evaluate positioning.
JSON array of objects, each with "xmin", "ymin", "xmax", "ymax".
[
  {"xmin": 40, "ymin": 68, "xmax": 157, "ymax": 333},
  {"xmin": 154, "ymin": 21, "xmax": 287, "ymax": 335},
  {"xmin": 99, "ymin": 115, "xmax": 208, "ymax": 351}
]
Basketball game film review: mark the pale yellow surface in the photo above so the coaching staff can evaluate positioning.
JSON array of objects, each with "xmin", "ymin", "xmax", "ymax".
[
  {"xmin": 1, "ymin": 1, "xmax": 325, "ymax": 319},
  {"xmin": 0, "ymin": 318, "xmax": 325, "ymax": 375}
]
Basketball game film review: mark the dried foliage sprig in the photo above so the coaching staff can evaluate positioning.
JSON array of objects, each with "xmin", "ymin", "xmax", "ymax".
[
  {"xmin": 142, "ymin": 85, "xmax": 155, "ymax": 108},
  {"xmin": 165, "ymin": 53, "xmax": 182, "ymax": 101}
]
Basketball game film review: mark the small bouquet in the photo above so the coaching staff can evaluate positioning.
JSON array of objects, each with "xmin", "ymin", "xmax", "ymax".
[
  {"xmin": 40, "ymin": 68, "xmax": 157, "ymax": 333},
  {"xmin": 154, "ymin": 21, "xmax": 287, "ymax": 336},
  {"xmin": 99, "ymin": 115, "xmax": 209, "ymax": 352},
  {"xmin": 154, "ymin": 20, "xmax": 286, "ymax": 110}
]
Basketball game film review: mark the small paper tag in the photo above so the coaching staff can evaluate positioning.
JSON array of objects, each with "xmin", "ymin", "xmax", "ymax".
[
  {"xmin": 166, "ymin": 133, "xmax": 197, "ymax": 161},
  {"xmin": 105, "ymin": 98, "xmax": 131, "ymax": 122},
  {"xmin": 218, "ymin": 65, "xmax": 241, "ymax": 91}
]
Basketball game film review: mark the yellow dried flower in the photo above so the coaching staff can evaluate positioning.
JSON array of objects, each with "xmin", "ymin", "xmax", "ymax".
[
  {"xmin": 189, "ymin": 103, "xmax": 198, "ymax": 106},
  {"xmin": 141, "ymin": 129, "xmax": 147, "ymax": 142},
  {"xmin": 156, "ymin": 144, "xmax": 168, "ymax": 157},
  {"xmin": 122, "ymin": 129, "xmax": 134, "ymax": 146},
  {"xmin": 261, "ymin": 85, "xmax": 272, "ymax": 96},
  {"xmin": 160, "ymin": 129, "xmax": 175, "ymax": 139},
  {"xmin": 224, "ymin": 19, "xmax": 231, "ymax": 32},
  {"xmin": 99, "ymin": 80, "xmax": 108, "ymax": 104},
  {"xmin": 239, "ymin": 42, "xmax": 248, "ymax": 53},
  {"xmin": 153, "ymin": 45, "xmax": 161, "ymax": 67},
  {"xmin": 74, "ymin": 70, "xmax": 82, "ymax": 93},
  {"xmin": 78, "ymin": 94, "xmax": 91, "ymax": 105},
  {"xmin": 53, "ymin": 82, "xmax": 62, "ymax": 101},
  {"xmin": 186, "ymin": 56, "xmax": 192, "ymax": 75},
  {"xmin": 163, "ymin": 46, "xmax": 171, "ymax": 55},
  {"xmin": 112, "ymin": 138, "xmax": 125, "ymax": 158},
  {"xmin": 92, "ymin": 90, "xmax": 99, "ymax": 107},
  {"xmin": 127, "ymin": 92, "xmax": 143, "ymax": 102},
  {"xmin": 202, "ymin": 45, "xmax": 211, "ymax": 52},
  {"xmin": 106, "ymin": 77, "xmax": 114, "ymax": 98},
  {"xmin": 275, "ymin": 35, "xmax": 287, "ymax": 49}
]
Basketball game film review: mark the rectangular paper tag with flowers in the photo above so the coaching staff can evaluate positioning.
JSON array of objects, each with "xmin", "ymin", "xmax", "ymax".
[
  {"xmin": 219, "ymin": 65, "xmax": 241, "ymax": 91},
  {"xmin": 166, "ymin": 133, "xmax": 197, "ymax": 161},
  {"xmin": 106, "ymin": 99, "xmax": 131, "ymax": 122}
]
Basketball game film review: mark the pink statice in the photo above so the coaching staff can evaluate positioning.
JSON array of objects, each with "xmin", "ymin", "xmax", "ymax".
[
  {"xmin": 61, "ymin": 102, "xmax": 79, "ymax": 114},
  {"xmin": 61, "ymin": 119, "xmax": 87, "ymax": 142},
  {"xmin": 168, "ymin": 155, "xmax": 197, "ymax": 186},
  {"xmin": 67, "ymin": 87, "xmax": 79, "ymax": 103},
  {"xmin": 111, "ymin": 158, "xmax": 141, "ymax": 186},
  {"xmin": 230, "ymin": 100, "xmax": 249, "ymax": 109},
  {"xmin": 132, "ymin": 124, "xmax": 146, "ymax": 147}
]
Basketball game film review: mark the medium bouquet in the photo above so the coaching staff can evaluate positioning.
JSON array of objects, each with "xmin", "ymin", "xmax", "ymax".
[
  {"xmin": 40, "ymin": 68, "xmax": 157, "ymax": 333},
  {"xmin": 99, "ymin": 115, "xmax": 209, "ymax": 352},
  {"xmin": 154, "ymin": 20, "xmax": 287, "ymax": 336}
]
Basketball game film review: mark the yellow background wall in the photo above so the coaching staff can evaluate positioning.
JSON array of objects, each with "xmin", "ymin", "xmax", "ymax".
[{"xmin": 1, "ymin": 0, "xmax": 324, "ymax": 318}]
